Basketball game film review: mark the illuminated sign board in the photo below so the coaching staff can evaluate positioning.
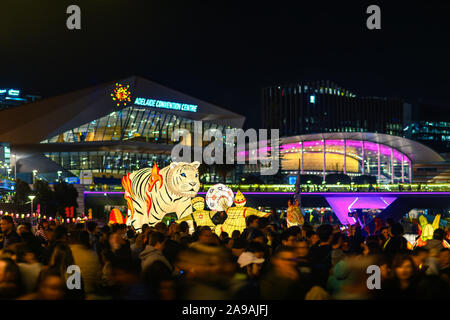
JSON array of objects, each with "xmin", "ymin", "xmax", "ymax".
[
  {"xmin": 134, "ymin": 97, "xmax": 198, "ymax": 112},
  {"xmin": 0, "ymin": 89, "xmax": 20, "ymax": 96}
]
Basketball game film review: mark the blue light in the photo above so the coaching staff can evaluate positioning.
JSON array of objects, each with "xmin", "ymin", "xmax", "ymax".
[
  {"xmin": 7, "ymin": 89, "xmax": 20, "ymax": 96},
  {"xmin": 310, "ymin": 95, "xmax": 315, "ymax": 104},
  {"xmin": 134, "ymin": 97, "xmax": 198, "ymax": 112},
  {"xmin": 288, "ymin": 176, "xmax": 297, "ymax": 185}
]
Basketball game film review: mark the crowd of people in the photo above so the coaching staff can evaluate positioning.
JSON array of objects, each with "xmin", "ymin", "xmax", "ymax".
[{"xmin": 0, "ymin": 213, "xmax": 449, "ymax": 300}]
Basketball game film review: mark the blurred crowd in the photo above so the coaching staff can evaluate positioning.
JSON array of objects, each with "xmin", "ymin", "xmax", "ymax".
[{"xmin": 0, "ymin": 214, "xmax": 449, "ymax": 300}]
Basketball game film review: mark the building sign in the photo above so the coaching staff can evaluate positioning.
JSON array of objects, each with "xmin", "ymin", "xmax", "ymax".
[
  {"xmin": 134, "ymin": 97, "xmax": 198, "ymax": 112},
  {"xmin": 65, "ymin": 177, "xmax": 80, "ymax": 184}
]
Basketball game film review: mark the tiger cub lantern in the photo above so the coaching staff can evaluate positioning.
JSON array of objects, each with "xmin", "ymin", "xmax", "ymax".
[
  {"xmin": 286, "ymin": 199, "xmax": 304, "ymax": 228},
  {"xmin": 122, "ymin": 161, "xmax": 200, "ymax": 230}
]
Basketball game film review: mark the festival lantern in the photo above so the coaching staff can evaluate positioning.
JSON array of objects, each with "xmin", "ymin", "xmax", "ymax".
[
  {"xmin": 286, "ymin": 200, "xmax": 304, "ymax": 227},
  {"xmin": 177, "ymin": 197, "xmax": 216, "ymax": 229},
  {"xmin": 214, "ymin": 189, "xmax": 270, "ymax": 236},
  {"xmin": 122, "ymin": 161, "xmax": 200, "ymax": 230},
  {"xmin": 206, "ymin": 184, "xmax": 234, "ymax": 212}
]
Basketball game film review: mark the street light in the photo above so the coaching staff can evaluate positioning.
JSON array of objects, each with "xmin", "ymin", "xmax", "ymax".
[
  {"xmin": 32, "ymin": 170, "xmax": 38, "ymax": 184},
  {"xmin": 28, "ymin": 195, "xmax": 36, "ymax": 214}
]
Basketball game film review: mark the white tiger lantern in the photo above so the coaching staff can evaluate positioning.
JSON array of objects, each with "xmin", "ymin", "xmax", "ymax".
[{"xmin": 122, "ymin": 161, "xmax": 200, "ymax": 230}]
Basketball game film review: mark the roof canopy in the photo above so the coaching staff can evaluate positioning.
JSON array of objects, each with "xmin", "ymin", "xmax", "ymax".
[
  {"xmin": 281, "ymin": 132, "xmax": 444, "ymax": 163},
  {"xmin": 0, "ymin": 76, "xmax": 245, "ymax": 145}
]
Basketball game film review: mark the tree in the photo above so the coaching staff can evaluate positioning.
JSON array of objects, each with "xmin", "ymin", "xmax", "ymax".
[
  {"xmin": 34, "ymin": 179, "xmax": 56, "ymax": 216},
  {"xmin": 13, "ymin": 178, "xmax": 31, "ymax": 205},
  {"xmin": 53, "ymin": 181, "xmax": 79, "ymax": 215}
]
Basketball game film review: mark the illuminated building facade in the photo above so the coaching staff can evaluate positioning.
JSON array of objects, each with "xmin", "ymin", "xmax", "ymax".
[
  {"xmin": 243, "ymin": 132, "xmax": 445, "ymax": 184},
  {"xmin": 262, "ymin": 81, "xmax": 411, "ymax": 137},
  {"xmin": 0, "ymin": 76, "xmax": 245, "ymax": 183},
  {"xmin": 0, "ymin": 88, "xmax": 40, "ymax": 111}
]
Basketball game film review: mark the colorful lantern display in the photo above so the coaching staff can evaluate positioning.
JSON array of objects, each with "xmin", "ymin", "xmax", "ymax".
[
  {"xmin": 215, "ymin": 190, "xmax": 270, "ymax": 236},
  {"xmin": 108, "ymin": 208, "xmax": 126, "ymax": 224},
  {"xmin": 176, "ymin": 197, "xmax": 216, "ymax": 229},
  {"xmin": 205, "ymin": 184, "xmax": 234, "ymax": 212},
  {"xmin": 286, "ymin": 199, "xmax": 304, "ymax": 228},
  {"xmin": 122, "ymin": 161, "xmax": 200, "ymax": 230}
]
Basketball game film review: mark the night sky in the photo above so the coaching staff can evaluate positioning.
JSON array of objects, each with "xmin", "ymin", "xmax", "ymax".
[{"xmin": 1, "ymin": 0, "xmax": 450, "ymax": 129}]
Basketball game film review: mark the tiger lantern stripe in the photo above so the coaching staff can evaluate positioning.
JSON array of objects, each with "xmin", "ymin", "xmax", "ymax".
[{"xmin": 122, "ymin": 161, "xmax": 201, "ymax": 230}]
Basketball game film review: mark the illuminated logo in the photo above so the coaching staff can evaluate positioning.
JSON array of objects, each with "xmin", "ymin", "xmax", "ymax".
[
  {"xmin": 111, "ymin": 83, "xmax": 132, "ymax": 107},
  {"xmin": 134, "ymin": 97, "xmax": 198, "ymax": 112}
]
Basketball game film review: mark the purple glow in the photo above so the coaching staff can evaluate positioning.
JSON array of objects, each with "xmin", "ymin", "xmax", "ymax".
[
  {"xmin": 237, "ymin": 139, "xmax": 411, "ymax": 164},
  {"xmin": 325, "ymin": 195, "xmax": 397, "ymax": 225}
]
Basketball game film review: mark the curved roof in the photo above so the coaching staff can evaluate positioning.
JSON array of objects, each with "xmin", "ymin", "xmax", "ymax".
[
  {"xmin": 0, "ymin": 76, "xmax": 245, "ymax": 145},
  {"xmin": 281, "ymin": 132, "xmax": 444, "ymax": 163}
]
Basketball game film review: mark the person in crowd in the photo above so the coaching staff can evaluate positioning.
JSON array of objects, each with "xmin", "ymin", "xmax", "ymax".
[
  {"xmin": 309, "ymin": 224, "xmax": 333, "ymax": 288},
  {"xmin": 234, "ymin": 251, "xmax": 264, "ymax": 299},
  {"xmin": 18, "ymin": 268, "xmax": 65, "ymax": 300},
  {"xmin": 69, "ymin": 230, "xmax": 101, "ymax": 297},
  {"xmin": 35, "ymin": 220, "xmax": 50, "ymax": 245},
  {"xmin": 382, "ymin": 254, "xmax": 418, "ymax": 299},
  {"xmin": 384, "ymin": 223, "xmax": 408, "ymax": 258},
  {"xmin": 0, "ymin": 216, "xmax": 21, "ymax": 249},
  {"xmin": 259, "ymin": 246, "xmax": 308, "ymax": 299},
  {"xmin": 11, "ymin": 243, "xmax": 42, "ymax": 294},
  {"xmin": 0, "ymin": 257, "xmax": 23, "ymax": 299},
  {"xmin": 140, "ymin": 231, "xmax": 172, "ymax": 273}
]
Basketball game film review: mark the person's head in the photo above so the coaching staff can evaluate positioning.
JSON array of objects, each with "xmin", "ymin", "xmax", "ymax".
[
  {"xmin": 281, "ymin": 230, "xmax": 296, "ymax": 247},
  {"xmin": 116, "ymin": 224, "xmax": 127, "ymax": 236},
  {"xmin": 37, "ymin": 269, "xmax": 65, "ymax": 300},
  {"xmin": 0, "ymin": 258, "xmax": 22, "ymax": 298},
  {"xmin": 390, "ymin": 223, "xmax": 404, "ymax": 237},
  {"xmin": 86, "ymin": 221, "xmax": 98, "ymax": 233},
  {"xmin": 109, "ymin": 232, "xmax": 125, "ymax": 251},
  {"xmin": 197, "ymin": 227, "xmax": 215, "ymax": 244},
  {"xmin": 237, "ymin": 252, "xmax": 264, "ymax": 278},
  {"xmin": 231, "ymin": 230, "xmax": 240, "ymax": 240},
  {"xmin": 141, "ymin": 224, "xmax": 149, "ymax": 234},
  {"xmin": 317, "ymin": 224, "xmax": 333, "ymax": 243},
  {"xmin": 363, "ymin": 236, "xmax": 382, "ymax": 256},
  {"xmin": 411, "ymin": 247, "xmax": 429, "ymax": 270},
  {"xmin": 392, "ymin": 254, "xmax": 416, "ymax": 282},
  {"xmin": 154, "ymin": 222, "xmax": 168, "ymax": 235},
  {"xmin": 111, "ymin": 258, "xmax": 142, "ymax": 285},
  {"xmin": 439, "ymin": 248, "xmax": 450, "ymax": 269},
  {"xmin": 178, "ymin": 221, "xmax": 189, "ymax": 234},
  {"xmin": 306, "ymin": 230, "xmax": 319, "ymax": 246},
  {"xmin": 0, "ymin": 216, "xmax": 15, "ymax": 233},
  {"xmin": 39, "ymin": 220, "xmax": 49, "ymax": 231},
  {"xmin": 11, "ymin": 243, "xmax": 37, "ymax": 264},
  {"xmin": 246, "ymin": 216, "xmax": 259, "ymax": 228},
  {"xmin": 331, "ymin": 233, "xmax": 344, "ymax": 249},
  {"xmin": 49, "ymin": 243, "xmax": 75, "ymax": 276},
  {"xmin": 292, "ymin": 239, "xmax": 309, "ymax": 259},
  {"xmin": 380, "ymin": 227, "xmax": 390, "ymax": 239},
  {"xmin": 149, "ymin": 231, "xmax": 166, "ymax": 251},
  {"xmin": 16, "ymin": 225, "xmax": 28, "ymax": 236},
  {"xmin": 245, "ymin": 241, "xmax": 266, "ymax": 259},
  {"xmin": 272, "ymin": 247, "xmax": 298, "ymax": 279},
  {"xmin": 51, "ymin": 225, "xmax": 68, "ymax": 243},
  {"xmin": 249, "ymin": 229, "xmax": 266, "ymax": 244},
  {"xmin": 433, "ymin": 228, "xmax": 445, "ymax": 241}
]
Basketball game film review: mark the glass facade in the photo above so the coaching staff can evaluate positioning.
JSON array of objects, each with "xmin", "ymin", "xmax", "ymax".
[
  {"xmin": 280, "ymin": 139, "xmax": 412, "ymax": 183},
  {"xmin": 40, "ymin": 106, "xmax": 236, "ymax": 177},
  {"xmin": 41, "ymin": 106, "xmax": 230, "ymax": 145}
]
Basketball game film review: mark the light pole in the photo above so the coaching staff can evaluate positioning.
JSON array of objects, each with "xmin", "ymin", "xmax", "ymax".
[
  {"xmin": 11, "ymin": 154, "xmax": 17, "ymax": 180},
  {"xmin": 32, "ymin": 170, "xmax": 38, "ymax": 184},
  {"xmin": 28, "ymin": 195, "xmax": 36, "ymax": 215}
]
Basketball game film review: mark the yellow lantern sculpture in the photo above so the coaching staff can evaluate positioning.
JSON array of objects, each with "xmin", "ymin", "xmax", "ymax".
[
  {"xmin": 176, "ymin": 197, "xmax": 216, "ymax": 230},
  {"xmin": 215, "ymin": 190, "xmax": 270, "ymax": 236}
]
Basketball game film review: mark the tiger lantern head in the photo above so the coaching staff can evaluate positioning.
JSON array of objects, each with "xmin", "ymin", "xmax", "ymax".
[
  {"xmin": 166, "ymin": 161, "xmax": 201, "ymax": 198},
  {"xmin": 234, "ymin": 190, "xmax": 247, "ymax": 207},
  {"xmin": 192, "ymin": 197, "xmax": 205, "ymax": 211}
]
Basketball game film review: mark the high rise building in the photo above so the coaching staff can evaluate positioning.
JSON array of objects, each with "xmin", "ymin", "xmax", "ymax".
[{"xmin": 262, "ymin": 81, "xmax": 410, "ymax": 137}]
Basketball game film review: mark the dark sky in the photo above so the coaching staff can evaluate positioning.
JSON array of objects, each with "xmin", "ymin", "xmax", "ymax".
[{"xmin": 1, "ymin": 0, "xmax": 450, "ymax": 129}]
